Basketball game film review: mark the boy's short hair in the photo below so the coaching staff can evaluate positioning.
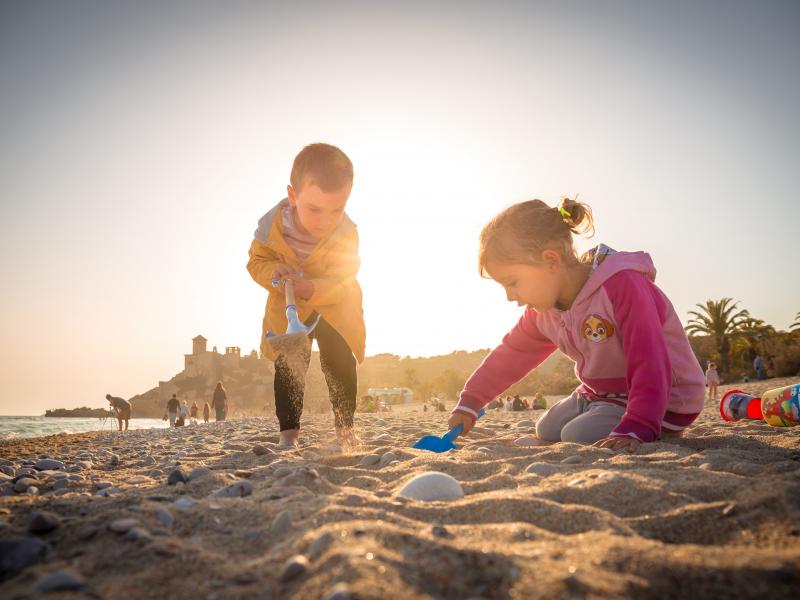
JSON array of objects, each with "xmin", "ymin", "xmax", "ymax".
[{"xmin": 290, "ymin": 143, "xmax": 353, "ymax": 192}]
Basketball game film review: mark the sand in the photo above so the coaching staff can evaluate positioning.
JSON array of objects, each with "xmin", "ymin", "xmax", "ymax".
[{"xmin": 1, "ymin": 377, "xmax": 799, "ymax": 599}]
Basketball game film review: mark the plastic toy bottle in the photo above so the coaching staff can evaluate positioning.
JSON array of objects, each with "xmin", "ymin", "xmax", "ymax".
[{"xmin": 720, "ymin": 383, "xmax": 800, "ymax": 427}]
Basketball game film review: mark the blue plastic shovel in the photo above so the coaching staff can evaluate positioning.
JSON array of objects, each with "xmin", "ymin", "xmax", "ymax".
[
  {"xmin": 265, "ymin": 277, "xmax": 320, "ymax": 355},
  {"xmin": 412, "ymin": 409, "xmax": 485, "ymax": 453}
]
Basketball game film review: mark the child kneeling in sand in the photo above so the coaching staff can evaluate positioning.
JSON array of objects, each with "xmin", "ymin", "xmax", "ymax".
[
  {"xmin": 247, "ymin": 143, "xmax": 365, "ymax": 449},
  {"xmin": 448, "ymin": 198, "xmax": 705, "ymax": 452}
]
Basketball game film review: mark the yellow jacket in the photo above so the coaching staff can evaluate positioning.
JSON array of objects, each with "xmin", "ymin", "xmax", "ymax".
[{"xmin": 246, "ymin": 199, "xmax": 366, "ymax": 363}]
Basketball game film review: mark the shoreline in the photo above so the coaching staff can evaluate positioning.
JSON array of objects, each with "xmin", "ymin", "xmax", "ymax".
[{"xmin": 1, "ymin": 379, "xmax": 799, "ymax": 598}]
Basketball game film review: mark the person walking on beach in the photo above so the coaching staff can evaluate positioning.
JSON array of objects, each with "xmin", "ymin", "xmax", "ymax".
[
  {"xmin": 705, "ymin": 362, "xmax": 721, "ymax": 401},
  {"xmin": 178, "ymin": 400, "xmax": 190, "ymax": 426},
  {"xmin": 246, "ymin": 143, "xmax": 366, "ymax": 450},
  {"xmin": 105, "ymin": 394, "xmax": 131, "ymax": 431},
  {"xmin": 211, "ymin": 382, "xmax": 227, "ymax": 421},
  {"xmin": 203, "ymin": 402, "xmax": 210, "ymax": 423},
  {"xmin": 448, "ymin": 198, "xmax": 705, "ymax": 453},
  {"xmin": 190, "ymin": 401, "xmax": 199, "ymax": 424},
  {"xmin": 754, "ymin": 354, "xmax": 767, "ymax": 380},
  {"xmin": 165, "ymin": 394, "xmax": 179, "ymax": 427}
]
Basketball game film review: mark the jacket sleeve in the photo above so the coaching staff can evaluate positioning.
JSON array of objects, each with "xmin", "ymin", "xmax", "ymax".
[
  {"xmin": 452, "ymin": 309, "xmax": 557, "ymax": 420},
  {"xmin": 307, "ymin": 231, "xmax": 360, "ymax": 308},
  {"xmin": 603, "ymin": 271, "xmax": 672, "ymax": 443},
  {"xmin": 247, "ymin": 239, "xmax": 283, "ymax": 293}
]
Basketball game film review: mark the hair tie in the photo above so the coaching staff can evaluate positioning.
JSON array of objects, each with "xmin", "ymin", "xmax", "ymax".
[{"xmin": 558, "ymin": 206, "xmax": 572, "ymax": 220}]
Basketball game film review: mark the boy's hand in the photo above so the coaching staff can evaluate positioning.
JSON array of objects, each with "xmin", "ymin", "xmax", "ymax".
[
  {"xmin": 593, "ymin": 435, "xmax": 641, "ymax": 453},
  {"xmin": 447, "ymin": 412, "xmax": 476, "ymax": 437},
  {"xmin": 285, "ymin": 274, "xmax": 315, "ymax": 300},
  {"xmin": 271, "ymin": 264, "xmax": 296, "ymax": 288}
]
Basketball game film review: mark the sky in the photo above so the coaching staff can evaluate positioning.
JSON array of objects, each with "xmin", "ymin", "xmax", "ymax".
[{"xmin": 1, "ymin": 1, "xmax": 798, "ymax": 415}]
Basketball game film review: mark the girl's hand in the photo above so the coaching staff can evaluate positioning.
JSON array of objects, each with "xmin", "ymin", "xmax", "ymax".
[
  {"xmin": 447, "ymin": 412, "xmax": 476, "ymax": 437},
  {"xmin": 285, "ymin": 274, "xmax": 315, "ymax": 300},
  {"xmin": 593, "ymin": 436, "xmax": 641, "ymax": 453}
]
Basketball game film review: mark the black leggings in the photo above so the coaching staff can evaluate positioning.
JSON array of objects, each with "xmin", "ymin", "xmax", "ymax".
[{"xmin": 273, "ymin": 315, "xmax": 357, "ymax": 431}]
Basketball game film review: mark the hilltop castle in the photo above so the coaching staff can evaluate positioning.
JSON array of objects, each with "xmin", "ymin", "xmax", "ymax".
[{"xmin": 157, "ymin": 335, "xmax": 266, "ymax": 404}]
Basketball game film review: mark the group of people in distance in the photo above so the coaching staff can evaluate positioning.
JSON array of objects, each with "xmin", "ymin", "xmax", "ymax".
[{"xmin": 104, "ymin": 381, "xmax": 228, "ymax": 431}]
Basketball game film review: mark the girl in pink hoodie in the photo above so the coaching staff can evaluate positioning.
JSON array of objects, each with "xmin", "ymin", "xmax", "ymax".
[{"xmin": 449, "ymin": 198, "xmax": 705, "ymax": 452}]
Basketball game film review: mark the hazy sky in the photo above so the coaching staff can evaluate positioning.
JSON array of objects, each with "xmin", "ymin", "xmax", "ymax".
[{"xmin": 1, "ymin": 1, "xmax": 798, "ymax": 414}]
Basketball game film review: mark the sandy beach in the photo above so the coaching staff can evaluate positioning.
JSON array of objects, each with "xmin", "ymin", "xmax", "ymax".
[{"xmin": 2, "ymin": 378, "xmax": 800, "ymax": 599}]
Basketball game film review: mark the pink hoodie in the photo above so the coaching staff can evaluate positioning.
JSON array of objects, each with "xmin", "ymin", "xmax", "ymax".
[{"xmin": 453, "ymin": 247, "xmax": 705, "ymax": 442}]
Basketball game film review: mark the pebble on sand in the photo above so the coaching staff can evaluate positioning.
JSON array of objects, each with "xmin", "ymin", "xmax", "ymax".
[
  {"xmin": 109, "ymin": 518, "xmax": 139, "ymax": 533},
  {"xmin": 14, "ymin": 478, "xmax": 37, "ymax": 493},
  {"xmin": 209, "ymin": 480, "xmax": 253, "ymax": 498},
  {"xmin": 188, "ymin": 467, "xmax": 212, "ymax": 482},
  {"xmin": 525, "ymin": 462, "xmax": 558, "ymax": 476},
  {"xmin": 31, "ymin": 571, "xmax": 87, "ymax": 594},
  {"xmin": 0, "ymin": 537, "xmax": 46, "ymax": 577},
  {"xmin": 34, "ymin": 459, "xmax": 66, "ymax": 471},
  {"xmin": 167, "ymin": 469, "xmax": 188, "ymax": 485},
  {"xmin": 514, "ymin": 436, "xmax": 546, "ymax": 447},
  {"xmin": 396, "ymin": 472, "xmax": 464, "ymax": 501},
  {"xmin": 271, "ymin": 510, "xmax": 292, "ymax": 535},
  {"xmin": 28, "ymin": 511, "xmax": 61, "ymax": 534},
  {"xmin": 359, "ymin": 454, "xmax": 381, "ymax": 467},
  {"xmin": 280, "ymin": 555, "xmax": 309, "ymax": 582}
]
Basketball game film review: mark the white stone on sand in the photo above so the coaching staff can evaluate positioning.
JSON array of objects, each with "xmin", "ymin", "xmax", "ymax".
[{"xmin": 396, "ymin": 472, "xmax": 464, "ymax": 501}]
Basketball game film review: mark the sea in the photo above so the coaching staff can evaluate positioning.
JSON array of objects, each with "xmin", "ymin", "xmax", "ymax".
[{"xmin": 0, "ymin": 416, "xmax": 170, "ymax": 441}]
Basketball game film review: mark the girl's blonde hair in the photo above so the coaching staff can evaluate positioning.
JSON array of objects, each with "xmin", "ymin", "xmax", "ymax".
[{"xmin": 478, "ymin": 197, "xmax": 595, "ymax": 276}]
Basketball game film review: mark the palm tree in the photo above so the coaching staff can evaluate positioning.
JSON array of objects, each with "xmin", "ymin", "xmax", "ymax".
[
  {"xmin": 686, "ymin": 298, "xmax": 751, "ymax": 373},
  {"xmin": 791, "ymin": 312, "xmax": 800, "ymax": 332},
  {"xmin": 729, "ymin": 317, "xmax": 775, "ymax": 371}
]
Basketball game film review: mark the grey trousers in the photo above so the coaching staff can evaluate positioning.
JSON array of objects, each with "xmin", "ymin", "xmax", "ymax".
[{"xmin": 536, "ymin": 390, "xmax": 626, "ymax": 443}]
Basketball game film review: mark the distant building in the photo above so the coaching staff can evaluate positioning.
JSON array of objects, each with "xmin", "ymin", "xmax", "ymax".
[
  {"xmin": 367, "ymin": 387, "xmax": 414, "ymax": 405},
  {"xmin": 183, "ymin": 335, "xmax": 263, "ymax": 383}
]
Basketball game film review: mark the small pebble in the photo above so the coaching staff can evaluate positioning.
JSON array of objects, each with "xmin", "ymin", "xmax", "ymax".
[
  {"xmin": 525, "ymin": 462, "xmax": 558, "ymax": 476},
  {"xmin": 379, "ymin": 451, "xmax": 397, "ymax": 467},
  {"xmin": 31, "ymin": 571, "xmax": 86, "ymax": 594},
  {"xmin": 14, "ymin": 478, "xmax": 36, "ymax": 493},
  {"xmin": 125, "ymin": 527, "xmax": 152, "ymax": 542},
  {"xmin": 0, "ymin": 537, "xmax": 46, "ymax": 577},
  {"xmin": 308, "ymin": 532, "xmax": 333, "ymax": 559},
  {"xmin": 209, "ymin": 480, "xmax": 253, "ymax": 498},
  {"xmin": 34, "ymin": 459, "xmax": 66, "ymax": 471},
  {"xmin": 188, "ymin": 467, "xmax": 211, "ymax": 481},
  {"xmin": 360, "ymin": 454, "xmax": 381, "ymax": 467},
  {"xmin": 156, "ymin": 507, "xmax": 174, "ymax": 528},
  {"xmin": 109, "ymin": 518, "xmax": 139, "ymax": 533},
  {"xmin": 279, "ymin": 555, "xmax": 309, "ymax": 582},
  {"xmin": 561, "ymin": 455, "xmax": 583, "ymax": 464},
  {"xmin": 396, "ymin": 472, "xmax": 464, "ymax": 501},
  {"xmin": 29, "ymin": 511, "xmax": 61, "ymax": 534},
  {"xmin": 324, "ymin": 582, "xmax": 352, "ymax": 600},
  {"xmin": 514, "ymin": 436, "xmax": 544, "ymax": 447},
  {"xmin": 167, "ymin": 469, "xmax": 188, "ymax": 485},
  {"xmin": 252, "ymin": 445, "xmax": 271, "ymax": 456},
  {"xmin": 271, "ymin": 510, "xmax": 292, "ymax": 535}
]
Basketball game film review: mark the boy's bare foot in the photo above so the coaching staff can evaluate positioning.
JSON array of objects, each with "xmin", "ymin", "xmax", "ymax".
[
  {"xmin": 278, "ymin": 429, "xmax": 300, "ymax": 449},
  {"xmin": 336, "ymin": 427, "xmax": 361, "ymax": 451}
]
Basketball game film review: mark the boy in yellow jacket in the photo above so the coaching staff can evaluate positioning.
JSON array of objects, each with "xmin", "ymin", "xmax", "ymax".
[{"xmin": 247, "ymin": 143, "xmax": 365, "ymax": 449}]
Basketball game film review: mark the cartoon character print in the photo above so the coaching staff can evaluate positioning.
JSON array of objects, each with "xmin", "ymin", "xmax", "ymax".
[{"xmin": 582, "ymin": 314, "xmax": 615, "ymax": 343}]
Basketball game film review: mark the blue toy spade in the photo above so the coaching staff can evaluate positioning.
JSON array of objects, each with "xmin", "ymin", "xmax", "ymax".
[
  {"xmin": 265, "ymin": 277, "xmax": 321, "ymax": 356},
  {"xmin": 412, "ymin": 409, "xmax": 485, "ymax": 453}
]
